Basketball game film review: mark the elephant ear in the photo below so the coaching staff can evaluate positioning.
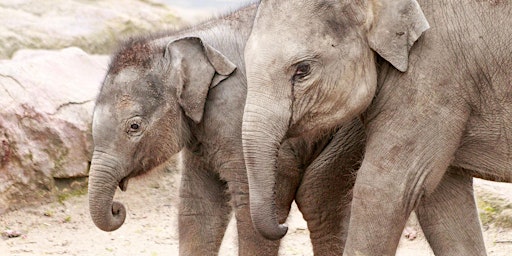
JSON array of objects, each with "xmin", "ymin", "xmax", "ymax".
[
  {"xmin": 367, "ymin": 0, "xmax": 429, "ymax": 72},
  {"xmin": 165, "ymin": 37, "xmax": 237, "ymax": 123}
]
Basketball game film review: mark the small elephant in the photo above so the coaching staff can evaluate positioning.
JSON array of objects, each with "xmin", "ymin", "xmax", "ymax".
[
  {"xmin": 88, "ymin": 4, "xmax": 364, "ymax": 255},
  {"xmin": 242, "ymin": 0, "xmax": 512, "ymax": 255}
]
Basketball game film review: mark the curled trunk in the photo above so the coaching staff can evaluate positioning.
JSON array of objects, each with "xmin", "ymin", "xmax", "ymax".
[{"xmin": 88, "ymin": 152, "xmax": 126, "ymax": 232}]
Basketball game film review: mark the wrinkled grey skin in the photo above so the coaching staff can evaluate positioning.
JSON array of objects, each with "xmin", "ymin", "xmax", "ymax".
[
  {"xmin": 88, "ymin": 4, "xmax": 365, "ymax": 255},
  {"xmin": 242, "ymin": 0, "xmax": 512, "ymax": 255}
]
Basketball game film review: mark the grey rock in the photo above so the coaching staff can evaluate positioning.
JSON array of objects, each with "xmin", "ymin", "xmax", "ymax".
[
  {"xmin": 0, "ymin": 47, "xmax": 109, "ymax": 213},
  {"xmin": 0, "ymin": 0, "xmax": 181, "ymax": 59}
]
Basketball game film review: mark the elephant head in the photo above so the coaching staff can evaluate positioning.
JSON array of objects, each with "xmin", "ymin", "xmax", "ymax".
[
  {"xmin": 242, "ymin": 0, "xmax": 429, "ymax": 239},
  {"xmin": 89, "ymin": 36, "xmax": 235, "ymax": 232}
]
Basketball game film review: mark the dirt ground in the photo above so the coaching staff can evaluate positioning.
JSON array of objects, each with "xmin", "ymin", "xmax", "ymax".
[{"xmin": 1, "ymin": 164, "xmax": 512, "ymax": 256}]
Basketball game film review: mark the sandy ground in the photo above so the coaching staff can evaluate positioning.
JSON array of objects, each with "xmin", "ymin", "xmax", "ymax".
[{"xmin": 1, "ymin": 167, "xmax": 512, "ymax": 256}]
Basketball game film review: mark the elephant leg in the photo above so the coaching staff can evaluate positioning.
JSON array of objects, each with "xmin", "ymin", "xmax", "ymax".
[
  {"xmin": 296, "ymin": 167, "xmax": 353, "ymax": 255},
  {"xmin": 295, "ymin": 119, "xmax": 364, "ymax": 255},
  {"xmin": 417, "ymin": 167, "xmax": 486, "ymax": 256},
  {"xmin": 344, "ymin": 106, "xmax": 468, "ymax": 255},
  {"xmin": 345, "ymin": 155, "xmax": 449, "ymax": 255},
  {"xmin": 179, "ymin": 151, "xmax": 231, "ymax": 256}
]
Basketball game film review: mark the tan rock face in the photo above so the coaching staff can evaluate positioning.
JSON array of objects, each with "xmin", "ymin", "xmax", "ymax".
[
  {"xmin": 0, "ymin": 0, "xmax": 181, "ymax": 59},
  {"xmin": 0, "ymin": 47, "xmax": 109, "ymax": 213}
]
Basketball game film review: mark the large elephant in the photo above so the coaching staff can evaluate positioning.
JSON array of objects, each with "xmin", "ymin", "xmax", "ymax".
[
  {"xmin": 88, "ymin": 4, "xmax": 364, "ymax": 255},
  {"xmin": 242, "ymin": 0, "xmax": 511, "ymax": 255}
]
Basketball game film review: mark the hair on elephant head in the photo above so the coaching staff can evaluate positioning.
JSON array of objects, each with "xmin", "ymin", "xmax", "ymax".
[{"xmin": 88, "ymin": 36, "xmax": 235, "ymax": 232}]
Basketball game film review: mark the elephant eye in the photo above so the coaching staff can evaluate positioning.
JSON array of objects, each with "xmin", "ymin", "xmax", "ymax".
[
  {"xmin": 292, "ymin": 62, "xmax": 311, "ymax": 82},
  {"xmin": 126, "ymin": 117, "xmax": 145, "ymax": 136},
  {"xmin": 130, "ymin": 123, "xmax": 140, "ymax": 130}
]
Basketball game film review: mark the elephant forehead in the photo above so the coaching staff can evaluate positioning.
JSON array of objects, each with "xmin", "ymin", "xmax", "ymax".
[
  {"xmin": 99, "ymin": 68, "xmax": 142, "ymax": 103},
  {"xmin": 245, "ymin": 33, "xmax": 331, "ymax": 72},
  {"xmin": 247, "ymin": 23, "xmax": 338, "ymax": 66},
  {"xmin": 113, "ymin": 67, "xmax": 141, "ymax": 84},
  {"xmin": 251, "ymin": 1, "xmax": 341, "ymax": 35}
]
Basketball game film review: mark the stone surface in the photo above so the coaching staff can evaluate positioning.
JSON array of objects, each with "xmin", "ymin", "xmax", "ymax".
[
  {"xmin": 0, "ymin": 47, "xmax": 109, "ymax": 213},
  {"xmin": 0, "ymin": 0, "xmax": 181, "ymax": 59}
]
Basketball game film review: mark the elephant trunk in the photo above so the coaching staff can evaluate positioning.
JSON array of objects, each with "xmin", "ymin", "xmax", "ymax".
[
  {"xmin": 88, "ymin": 151, "xmax": 126, "ymax": 232},
  {"xmin": 242, "ymin": 84, "xmax": 292, "ymax": 240}
]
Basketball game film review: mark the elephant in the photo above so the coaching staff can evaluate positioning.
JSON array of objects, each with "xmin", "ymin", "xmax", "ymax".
[
  {"xmin": 241, "ymin": 0, "xmax": 512, "ymax": 255},
  {"xmin": 88, "ymin": 4, "xmax": 366, "ymax": 255}
]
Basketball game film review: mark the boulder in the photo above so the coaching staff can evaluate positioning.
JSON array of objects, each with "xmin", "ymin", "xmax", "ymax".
[
  {"xmin": 0, "ymin": 0, "xmax": 181, "ymax": 59},
  {"xmin": 0, "ymin": 47, "xmax": 109, "ymax": 213}
]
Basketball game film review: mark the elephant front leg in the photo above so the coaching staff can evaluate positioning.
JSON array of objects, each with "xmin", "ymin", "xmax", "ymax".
[
  {"xmin": 345, "ymin": 161, "xmax": 449, "ymax": 256},
  {"xmin": 296, "ymin": 169, "xmax": 353, "ymax": 255},
  {"xmin": 295, "ymin": 118, "xmax": 364, "ymax": 255},
  {"xmin": 344, "ymin": 112, "xmax": 468, "ymax": 255},
  {"xmin": 179, "ymin": 154, "xmax": 231, "ymax": 256},
  {"xmin": 417, "ymin": 167, "xmax": 486, "ymax": 256}
]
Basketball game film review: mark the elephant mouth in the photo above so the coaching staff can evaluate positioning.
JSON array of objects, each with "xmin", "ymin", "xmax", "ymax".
[
  {"xmin": 118, "ymin": 165, "xmax": 147, "ymax": 192},
  {"xmin": 119, "ymin": 177, "xmax": 129, "ymax": 192}
]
